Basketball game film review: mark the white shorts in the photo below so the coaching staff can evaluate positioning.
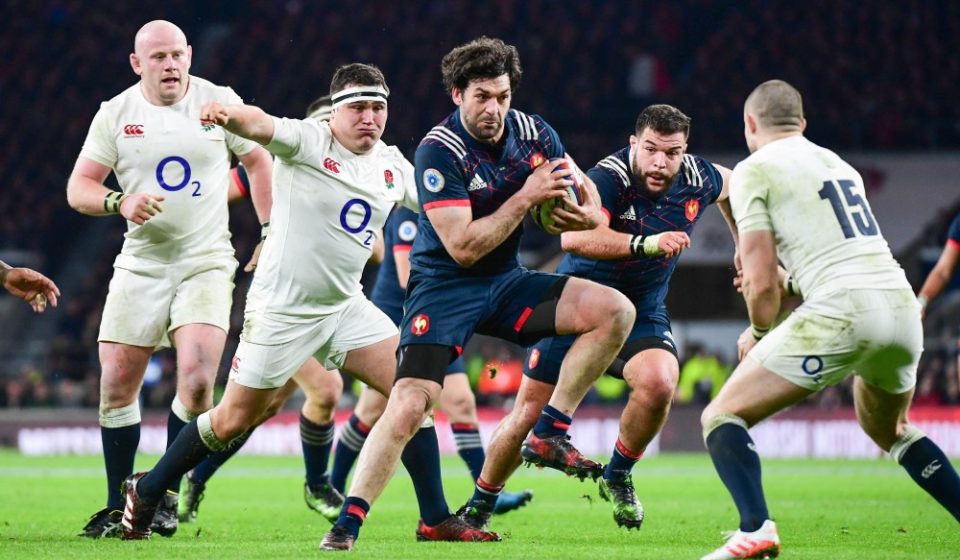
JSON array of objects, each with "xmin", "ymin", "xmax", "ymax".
[
  {"xmin": 749, "ymin": 288, "xmax": 922, "ymax": 394},
  {"xmin": 99, "ymin": 255, "xmax": 236, "ymax": 348},
  {"xmin": 229, "ymin": 295, "xmax": 398, "ymax": 389}
]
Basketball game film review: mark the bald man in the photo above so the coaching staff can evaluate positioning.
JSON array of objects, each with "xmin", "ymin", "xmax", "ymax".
[
  {"xmin": 67, "ymin": 20, "xmax": 273, "ymax": 539},
  {"xmin": 699, "ymin": 79, "xmax": 960, "ymax": 560}
]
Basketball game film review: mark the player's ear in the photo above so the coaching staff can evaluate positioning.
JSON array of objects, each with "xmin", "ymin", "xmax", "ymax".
[
  {"xmin": 130, "ymin": 53, "xmax": 142, "ymax": 75},
  {"xmin": 745, "ymin": 112, "xmax": 758, "ymax": 135},
  {"xmin": 451, "ymin": 88, "xmax": 463, "ymax": 106},
  {"xmin": 799, "ymin": 117, "xmax": 807, "ymax": 133},
  {"xmin": 629, "ymin": 134, "xmax": 638, "ymax": 149}
]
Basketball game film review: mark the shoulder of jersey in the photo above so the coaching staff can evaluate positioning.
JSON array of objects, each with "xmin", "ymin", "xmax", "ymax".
[
  {"xmin": 680, "ymin": 154, "xmax": 706, "ymax": 187},
  {"xmin": 507, "ymin": 109, "xmax": 540, "ymax": 142},
  {"xmin": 422, "ymin": 122, "xmax": 467, "ymax": 160},
  {"xmin": 596, "ymin": 152, "xmax": 631, "ymax": 188}
]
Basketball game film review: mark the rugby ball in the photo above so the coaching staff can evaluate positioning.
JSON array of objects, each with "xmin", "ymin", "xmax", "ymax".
[{"xmin": 530, "ymin": 157, "xmax": 586, "ymax": 233}]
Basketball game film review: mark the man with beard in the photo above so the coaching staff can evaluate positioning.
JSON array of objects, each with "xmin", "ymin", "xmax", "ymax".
[
  {"xmin": 321, "ymin": 36, "xmax": 635, "ymax": 551},
  {"xmin": 459, "ymin": 104, "xmax": 738, "ymax": 532}
]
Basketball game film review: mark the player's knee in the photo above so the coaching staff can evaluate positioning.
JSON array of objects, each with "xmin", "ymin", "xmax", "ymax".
[
  {"xmin": 99, "ymin": 367, "xmax": 143, "ymax": 407},
  {"xmin": 630, "ymin": 376, "xmax": 674, "ymax": 411},
  {"xmin": 596, "ymin": 290, "xmax": 634, "ymax": 335}
]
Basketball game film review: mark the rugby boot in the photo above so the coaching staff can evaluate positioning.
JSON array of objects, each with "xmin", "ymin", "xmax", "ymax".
[
  {"xmin": 415, "ymin": 515, "xmax": 501, "ymax": 542},
  {"xmin": 120, "ymin": 472, "xmax": 158, "ymax": 540},
  {"xmin": 598, "ymin": 475, "xmax": 644, "ymax": 530},
  {"xmin": 493, "ymin": 489, "xmax": 534, "ymax": 515},
  {"xmin": 149, "ymin": 492, "xmax": 179, "ymax": 537},
  {"xmin": 78, "ymin": 507, "xmax": 122, "ymax": 538},
  {"xmin": 456, "ymin": 500, "xmax": 494, "ymax": 530},
  {"xmin": 177, "ymin": 471, "xmax": 204, "ymax": 523},
  {"xmin": 520, "ymin": 433, "xmax": 604, "ymax": 481},
  {"xmin": 701, "ymin": 520, "xmax": 781, "ymax": 560},
  {"xmin": 305, "ymin": 480, "xmax": 345, "ymax": 523},
  {"xmin": 319, "ymin": 525, "xmax": 355, "ymax": 551}
]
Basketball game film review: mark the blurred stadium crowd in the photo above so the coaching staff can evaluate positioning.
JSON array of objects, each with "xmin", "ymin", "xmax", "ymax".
[{"xmin": 1, "ymin": 0, "xmax": 959, "ymax": 410}]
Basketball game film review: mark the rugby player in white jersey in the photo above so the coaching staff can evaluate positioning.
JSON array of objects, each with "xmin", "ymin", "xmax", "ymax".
[
  {"xmin": 67, "ymin": 20, "xmax": 273, "ymax": 539},
  {"xmin": 117, "ymin": 63, "xmax": 500, "ymax": 545},
  {"xmin": 700, "ymin": 80, "xmax": 960, "ymax": 560}
]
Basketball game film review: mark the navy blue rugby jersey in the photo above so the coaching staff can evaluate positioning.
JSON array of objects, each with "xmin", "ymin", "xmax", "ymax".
[
  {"xmin": 558, "ymin": 148, "xmax": 723, "ymax": 317},
  {"xmin": 410, "ymin": 108, "xmax": 564, "ymax": 276},
  {"xmin": 370, "ymin": 206, "xmax": 419, "ymax": 322}
]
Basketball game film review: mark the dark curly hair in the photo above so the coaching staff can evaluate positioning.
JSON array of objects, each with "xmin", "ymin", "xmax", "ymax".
[
  {"xmin": 441, "ymin": 36, "xmax": 522, "ymax": 93},
  {"xmin": 635, "ymin": 104, "xmax": 691, "ymax": 139},
  {"xmin": 329, "ymin": 63, "xmax": 390, "ymax": 96}
]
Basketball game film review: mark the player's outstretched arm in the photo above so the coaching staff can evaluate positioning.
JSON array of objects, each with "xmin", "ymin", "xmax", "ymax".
[
  {"xmin": 201, "ymin": 102, "xmax": 275, "ymax": 146},
  {"xmin": 428, "ymin": 162, "xmax": 569, "ymax": 267},
  {"xmin": 0, "ymin": 260, "xmax": 60, "ymax": 313}
]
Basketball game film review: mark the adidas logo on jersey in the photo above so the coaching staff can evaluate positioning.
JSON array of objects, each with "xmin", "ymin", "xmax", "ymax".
[
  {"xmin": 467, "ymin": 174, "xmax": 487, "ymax": 192},
  {"xmin": 619, "ymin": 205, "xmax": 637, "ymax": 221}
]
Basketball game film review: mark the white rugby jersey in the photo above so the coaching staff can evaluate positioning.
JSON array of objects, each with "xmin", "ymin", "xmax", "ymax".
[
  {"xmin": 730, "ymin": 135, "xmax": 908, "ymax": 301},
  {"xmin": 79, "ymin": 76, "xmax": 258, "ymax": 263},
  {"xmin": 242, "ymin": 118, "xmax": 418, "ymax": 344}
]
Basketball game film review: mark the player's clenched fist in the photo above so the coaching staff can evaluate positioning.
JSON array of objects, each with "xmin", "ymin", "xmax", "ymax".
[
  {"xmin": 201, "ymin": 101, "xmax": 231, "ymax": 126},
  {"xmin": 120, "ymin": 192, "xmax": 165, "ymax": 225},
  {"xmin": 519, "ymin": 160, "xmax": 572, "ymax": 207}
]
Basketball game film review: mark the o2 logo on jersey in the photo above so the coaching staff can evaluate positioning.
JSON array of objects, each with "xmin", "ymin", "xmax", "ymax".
[
  {"xmin": 423, "ymin": 168, "xmax": 445, "ymax": 192},
  {"xmin": 410, "ymin": 314, "xmax": 430, "ymax": 336},
  {"xmin": 340, "ymin": 198, "xmax": 376, "ymax": 247},
  {"xmin": 123, "ymin": 124, "xmax": 144, "ymax": 137},
  {"xmin": 802, "ymin": 355, "xmax": 824, "ymax": 384},
  {"xmin": 156, "ymin": 156, "xmax": 202, "ymax": 197},
  {"xmin": 398, "ymin": 220, "xmax": 417, "ymax": 242},
  {"xmin": 685, "ymin": 199, "xmax": 700, "ymax": 221},
  {"xmin": 324, "ymin": 157, "xmax": 342, "ymax": 174}
]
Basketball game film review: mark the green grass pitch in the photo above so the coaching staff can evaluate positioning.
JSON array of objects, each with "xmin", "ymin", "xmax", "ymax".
[{"xmin": 0, "ymin": 450, "xmax": 957, "ymax": 559}]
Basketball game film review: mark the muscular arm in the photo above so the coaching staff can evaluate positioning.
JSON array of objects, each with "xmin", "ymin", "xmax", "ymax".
[
  {"xmin": 560, "ymin": 220, "xmax": 633, "ymax": 260},
  {"xmin": 236, "ymin": 147, "xmax": 273, "ymax": 223},
  {"xmin": 427, "ymin": 193, "xmax": 533, "ymax": 268},
  {"xmin": 202, "ymin": 103, "xmax": 276, "ymax": 146},
  {"xmin": 714, "ymin": 164, "xmax": 740, "ymax": 254},
  {"xmin": 918, "ymin": 241, "xmax": 960, "ymax": 308},
  {"xmin": 65, "ymin": 158, "xmax": 115, "ymax": 215},
  {"xmin": 739, "ymin": 229, "xmax": 780, "ymax": 330}
]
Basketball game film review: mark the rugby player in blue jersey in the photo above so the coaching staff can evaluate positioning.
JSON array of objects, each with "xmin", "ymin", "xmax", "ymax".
[
  {"xmin": 322, "ymin": 37, "xmax": 635, "ymax": 550},
  {"xmin": 330, "ymin": 205, "xmax": 533, "ymax": 514},
  {"xmin": 460, "ymin": 104, "xmax": 738, "ymax": 532}
]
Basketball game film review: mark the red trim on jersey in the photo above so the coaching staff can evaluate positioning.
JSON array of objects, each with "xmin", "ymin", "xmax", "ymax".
[
  {"xmin": 423, "ymin": 199, "xmax": 471, "ymax": 211},
  {"xmin": 455, "ymin": 345, "xmax": 463, "ymax": 356},
  {"xmin": 513, "ymin": 307, "xmax": 534, "ymax": 332},
  {"xmin": 231, "ymin": 167, "xmax": 249, "ymax": 199},
  {"xmin": 393, "ymin": 244, "xmax": 413, "ymax": 253},
  {"xmin": 948, "ymin": 238, "xmax": 960, "ymax": 250},
  {"xmin": 601, "ymin": 208, "xmax": 611, "ymax": 222}
]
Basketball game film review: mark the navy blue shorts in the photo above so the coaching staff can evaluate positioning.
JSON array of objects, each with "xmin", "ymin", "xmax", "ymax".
[
  {"xmin": 376, "ymin": 299, "xmax": 465, "ymax": 374},
  {"xmin": 399, "ymin": 267, "xmax": 567, "ymax": 354},
  {"xmin": 524, "ymin": 315, "xmax": 677, "ymax": 384}
]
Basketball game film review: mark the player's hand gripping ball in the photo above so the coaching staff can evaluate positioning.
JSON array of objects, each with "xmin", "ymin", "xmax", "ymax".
[{"xmin": 530, "ymin": 157, "xmax": 586, "ymax": 233}]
